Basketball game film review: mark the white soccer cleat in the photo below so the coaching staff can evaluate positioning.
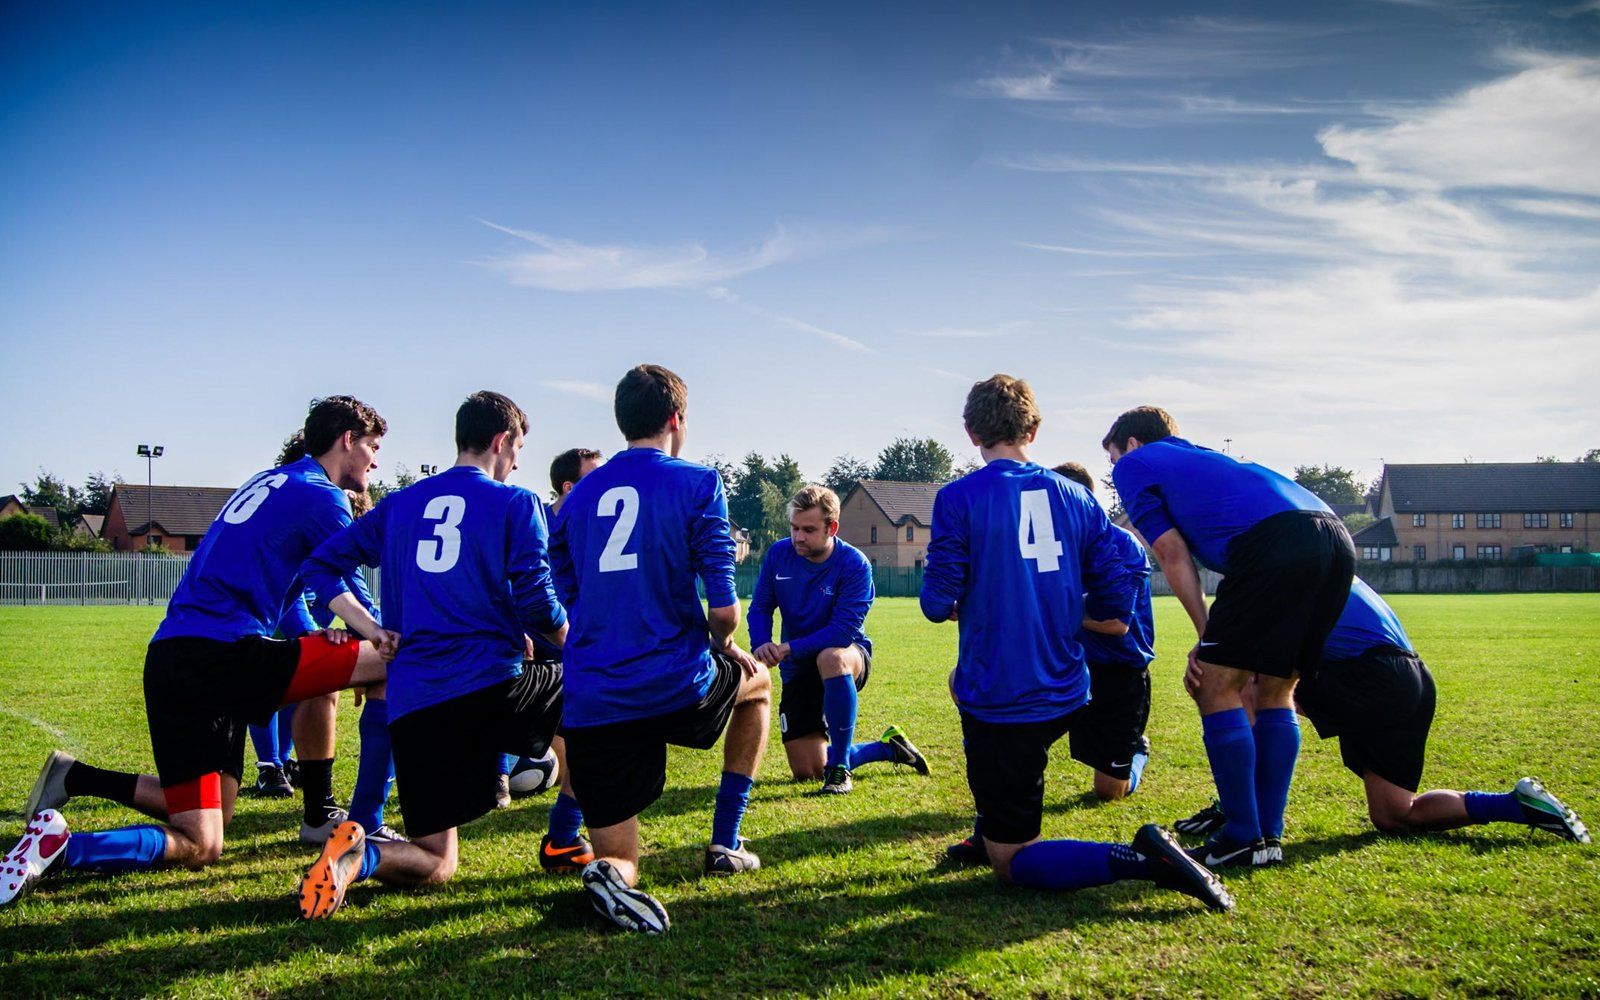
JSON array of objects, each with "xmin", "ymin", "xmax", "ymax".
[
  {"xmin": 582, "ymin": 859, "xmax": 669, "ymax": 934},
  {"xmin": 0, "ymin": 810, "xmax": 71, "ymax": 907},
  {"xmin": 704, "ymin": 840, "xmax": 761, "ymax": 875},
  {"xmin": 1514, "ymin": 777, "xmax": 1590, "ymax": 844},
  {"xmin": 23, "ymin": 750, "xmax": 75, "ymax": 823}
]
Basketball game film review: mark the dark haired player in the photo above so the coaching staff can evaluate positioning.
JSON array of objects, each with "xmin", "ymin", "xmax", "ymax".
[
  {"xmin": 553, "ymin": 364, "xmax": 771, "ymax": 934},
  {"xmin": 4, "ymin": 397, "xmax": 397, "ymax": 907},
  {"xmin": 1174, "ymin": 579, "xmax": 1588, "ymax": 845},
  {"xmin": 925, "ymin": 375, "xmax": 1231, "ymax": 911},
  {"xmin": 1105, "ymin": 406, "xmax": 1354, "ymax": 868},
  {"xmin": 294, "ymin": 391, "xmax": 570, "ymax": 918}
]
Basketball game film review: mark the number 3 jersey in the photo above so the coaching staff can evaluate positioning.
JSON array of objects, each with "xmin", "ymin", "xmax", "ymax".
[
  {"xmin": 550, "ymin": 447, "xmax": 738, "ymax": 728},
  {"xmin": 154, "ymin": 456, "xmax": 358, "ymax": 644},
  {"xmin": 920, "ymin": 459, "xmax": 1145, "ymax": 724},
  {"xmin": 301, "ymin": 464, "xmax": 566, "ymax": 721}
]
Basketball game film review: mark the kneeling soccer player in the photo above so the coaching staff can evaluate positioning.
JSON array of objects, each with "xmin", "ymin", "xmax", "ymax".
[
  {"xmin": 1173, "ymin": 578, "xmax": 1589, "ymax": 845},
  {"xmin": 922, "ymin": 375, "xmax": 1231, "ymax": 912},
  {"xmin": 292, "ymin": 391, "xmax": 575, "ymax": 919},
  {"xmin": 552, "ymin": 364, "xmax": 771, "ymax": 934},
  {"xmin": 749, "ymin": 484, "xmax": 929, "ymax": 794},
  {"xmin": 4, "ymin": 397, "xmax": 395, "ymax": 907}
]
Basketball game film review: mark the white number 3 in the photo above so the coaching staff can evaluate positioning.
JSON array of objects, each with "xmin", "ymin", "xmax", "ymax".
[
  {"xmin": 1018, "ymin": 489, "xmax": 1062, "ymax": 573},
  {"xmin": 598, "ymin": 486, "xmax": 640, "ymax": 572},
  {"xmin": 416, "ymin": 495, "xmax": 466, "ymax": 573}
]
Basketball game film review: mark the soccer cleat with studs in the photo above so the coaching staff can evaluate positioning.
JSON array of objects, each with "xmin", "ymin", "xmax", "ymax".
[
  {"xmin": 882, "ymin": 725, "xmax": 930, "ymax": 776},
  {"xmin": 1133, "ymin": 824, "xmax": 1234, "ymax": 912},
  {"xmin": 23, "ymin": 750, "xmax": 75, "ymax": 822},
  {"xmin": 540, "ymin": 834, "xmax": 595, "ymax": 873},
  {"xmin": 704, "ymin": 840, "xmax": 761, "ymax": 875},
  {"xmin": 298, "ymin": 820, "xmax": 367, "ymax": 920},
  {"xmin": 583, "ymin": 859, "xmax": 669, "ymax": 934},
  {"xmin": 820, "ymin": 764, "xmax": 853, "ymax": 795},
  {"xmin": 299, "ymin": 806, "xmax": 351, "ymax": 846},
  {"xmin": 254, "ymin": 763, "xmax": 294, "ymax": 799},
  {"xmin": 944, "ymin": 835, "xmax": 988, "ymax": 867},
  {"xmin": 0, "ymin": 810, "xmax": 70, "ymax": 908},
  {"xmin": 1513, "ymin": 777, "xmax": 1590, "ymax": 843},
  {"xmin": 1186, "ymin": 833, "xmax": 1272, "ymax": 869}
]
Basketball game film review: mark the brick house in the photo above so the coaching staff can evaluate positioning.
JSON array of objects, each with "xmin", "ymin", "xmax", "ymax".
[
  {"xmin": 0, "ymin": 495, "xmax": 62, "ymax": 529},
  {"xmin": 104, "ymin": 484, "xmax": 236, "ymax": 552},
  {"xmin": 837, "ymin": 479, "xmax": 940, "ymax": 569},
  {"xmin": 1356, "ymin": 462, "xmax": 1600, "ymax": 562}
]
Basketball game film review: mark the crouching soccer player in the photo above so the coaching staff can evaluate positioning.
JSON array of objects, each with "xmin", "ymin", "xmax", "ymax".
[
  {"xmin": 553, "ymin": 364, "xmax": 771, "ymax": 934},
  {"xmin": 1174, "ymin": 578, "xmax": 1589, "ymax": 845},
  {"xmin": 4, "ymin": 397, "xmax": 397, "ymax": 907},
  {"xmin": 1105, "ymin": 406, "xmax": 1354, "ymax": 868},
  {"xmin": 924, "ymin": 376, "xmax": 1231, "ymax": 912},
  {"xmin": 749, "ymin": 484, "xmax": 929, "ymax": 795},
  {"xmin": 292, "ymin": 391, "xmax": 577, "ymax": 919}
]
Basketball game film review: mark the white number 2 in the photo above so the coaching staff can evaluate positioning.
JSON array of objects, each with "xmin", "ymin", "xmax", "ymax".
[
  {"xmin": 416, "ymin": 495, "xmax": 466, "ymax": 573},
  {"xmin": 222, "ymin": 473, "xmax": 289, "ymax": 524},
  {"xmin": 1018, "ymin": 489, "xmax": 1062, "ymax": 573},
  {"xmin": 597, "ymin": 486, "xmax": 640, "ymax": 572}
]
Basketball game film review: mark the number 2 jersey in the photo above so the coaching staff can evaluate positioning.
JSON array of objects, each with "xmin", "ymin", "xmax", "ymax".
[
  {"xmin": 154, "ymin": 456, "xmax": 360, "ymax": 644},
  {"xmin": 921, "ymin": 459, "xmax": 1146, "ymax": 724},
  {"xmin": 550, "ymin": 447, "xmax": 738, "ymax": 728},
  {"xmin": 300, "ymin": 464, "xmax": 566, "ymax": 721}
]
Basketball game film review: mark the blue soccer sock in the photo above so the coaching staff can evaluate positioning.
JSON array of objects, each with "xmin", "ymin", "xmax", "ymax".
[
  {"xmin": 1253, "ymin": 708, "xmax": 1300, "ymax": 840},
  {"xmin": 63, "ymin": 826, "xmax": 167, "ymax": 873},
  {"xmin": 347, "ymin": 698, "xmax": 395, "ymax": 832},
  {"xmin": 547, "ymin": 792, "xmax": 585, "ymax": 845},
  {"xmin": 848, "ymin": 740, "xmax": 895, "ymax": 769},
  {"xmin": 971, "ymin": 814, "xmax": 985, "ymax": 841},
  {"xmin": 497, "ymin": 754, "xmax": 516, "ymax": 777},
  {"xmin": 1202, "ymin": 708, "xmax": 1261, "ymax": 845},
  {"xmin": 354, "ymin": 840, "xmax": 381, "ymax": 883},
  {"xmin": 277, "ymin": 704, "xmax": 296, "ymax": 762},
  {"xmin": 1009, "ymin": 840, "xmax": 1127, "ymax": 891},
  {"xmin": 1464, "ymin": 791, "xmax": 1525, "ymax": 825},
  {"xmin": 248, "ymin": 709, "xmax": 282, "ymax": 769},
  {"xmin": 712, "ymin": 771, "xmax": 755, "ymax": 850},
  {"xmin": 1128, "ymin": 745, "xmax": 1150, "ymax": 795},
  {"xmin": 822, "ymin": 675, "xmax": 859, "ymax": 770}
]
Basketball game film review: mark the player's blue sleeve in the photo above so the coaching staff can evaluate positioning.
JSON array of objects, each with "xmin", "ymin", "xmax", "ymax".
[
  {"xmin": 920, "ymin": 486, "xmax": 967, "ymax": 622},
  {"xmin": 302, "ymin": 500, "xmax": 386, "ymax": 610},
  {"xmin": 747, "ymin": 548, "xmax": 778, "ymax": 648},
  {"xmin": 345, "ymin": 567, "xmax": 378, "ymax": 621},
  {"xmin": 549, "ymin": 505, "xmax": 578, "ymax": 607},
  {"xmin": 507, "ymin": 490, "xmax": 567, "ymax": 637},
  {"xmin": 788, "ymin": 550, "xmax": 874, "ymax": 659},
  {"xmin": 692, "ymin": 471, "xmax": 738, "ymax": 610},
  {"xmin": 1111, "ymin": 454, "xmax": 1177, "ymax": 546},
  {"xmin": 278, "ymin": 589, "xmax": 318, "ymax": 638},
  {"xmin": 1078, "ymin": 495, "xmax": 1142, "ymax": 623}
]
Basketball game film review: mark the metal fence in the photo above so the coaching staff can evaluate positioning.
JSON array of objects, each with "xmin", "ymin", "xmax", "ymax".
[{"xmin": 0, "ymin": 551, "xmax": 192, "ymax": 605}]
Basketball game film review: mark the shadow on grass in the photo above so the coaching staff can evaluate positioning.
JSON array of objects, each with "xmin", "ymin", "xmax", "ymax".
[{"xmin": 0, "ymin": 808, "xmax": 1219, "ymax": 998}]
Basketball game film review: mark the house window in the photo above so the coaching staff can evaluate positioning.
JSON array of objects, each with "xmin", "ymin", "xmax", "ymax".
[
  {"xmin": 906, "ymin": 524, "xmax": 914, "ymax": 542},
  {"xmin": 1560, "ymin": 513, "xmax": 1574, "ymax": 529},
  {"xmin": 1476, "ymin": 513, "xmax": 1501, "ymax": 529},
  {"xmin": 1523, "ymin": 513, "xmax": 1549, "ymax": 529},
  {"xmin": 1477, "ymin": 544, "xmax": 1502, "ymax": 560},
  {"xmin": 1452, "ymin": 544, "xmax": 1466, "ymax": 560},
  {"xmin": 1361, "ymin": 545, "xmax": 1382, "ymax": 560},
  {"xmin": 914, "ymin": 558, "xmax": 923, "ymax": 571},
  {"xmin": 870, "ymin": 525, "xmax": 877, "ymax": 544},
  {"xmin": 1412, "ymin": 514, "xmax": 1426, "ymax": 527},
  {"xmin": 1451, "ymin": 514, "xmax": 1465, "ymax": 529},
  {"xmin": 1413, "ymin": 545, "xmax": 1426, "ymax": 561},
  {"xmin": 1561, "ymin": 545, "xmax": 1574, "ymax": 554}
]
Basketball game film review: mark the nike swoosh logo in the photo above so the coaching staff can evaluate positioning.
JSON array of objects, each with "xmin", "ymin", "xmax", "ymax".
[
  {"xmin": 776, "ymin": 575, "xmax": 793, "ymax": 580},
  {"xmin": 544, "ymin": 842, "xmax": 586, "ymax": 857},
  {"xmin": 1109, "ymin": 760, "xmax": 1130, "ymax": 769}
]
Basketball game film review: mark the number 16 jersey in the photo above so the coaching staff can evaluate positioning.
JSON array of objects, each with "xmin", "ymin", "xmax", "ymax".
[
  {"xmin": 920, "ymin": 459, "xmax": 1144, "ymax": 724},
  {"xmin": 550, "ymin": 447, "xmax": 739, "ymax": 728}
]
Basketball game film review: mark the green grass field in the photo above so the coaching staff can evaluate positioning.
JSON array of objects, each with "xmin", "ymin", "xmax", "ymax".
[{"xmin": 2, "ymin": 595, "xmax": 1598, "ymax": 998}]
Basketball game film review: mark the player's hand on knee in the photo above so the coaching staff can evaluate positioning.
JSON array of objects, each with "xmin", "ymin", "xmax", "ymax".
[
  {"xmin": 752, "ymin": 642, "xmax": 783, "ymax": 667},
  {"xmin": 1184, "ymin": 646, "xmax": 1204, "ymax": 696}
]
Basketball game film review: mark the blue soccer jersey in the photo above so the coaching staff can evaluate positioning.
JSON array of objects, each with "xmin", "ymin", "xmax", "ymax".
[
  {"xmin": 301, "ymin": 465, "xmax": 566, "ymax": 721},
  {"xmin": 155, "ymin": 456, "xmax": 365, "ymax": 643},
  {"xmin": 277, "ymin": 569, "xmax": 377, "ymax": 637},
  {"xmin": 1110, "ymin": 437, "xmax": 1331, "ymax": 573},
  {"xmin": 747, "ymin": 537, "xmax": 874, "ymax": 682},
  {"xmin": 1076, "ymin": 524, "xmax": 1156, "ymax": 670},
  {"xmin": 527, "ymin": 495, "xmax": 564, "ymax": 661},
  {"xmin": 921, "ymin": 460, "xmax": 1142, "ymax": 724},
  {"xmin": 1321, "ymin": 578, "xmax": 1414, "ymax": 661},
  {"xmin": 550, "ymin": 447, "xmax": 737, "ymax": 728}
]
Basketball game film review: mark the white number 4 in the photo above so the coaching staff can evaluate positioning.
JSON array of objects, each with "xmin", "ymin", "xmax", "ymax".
[
  {"xmin": 1018, "ymin": 489, "xmax": 1062, "ymax": 573},
  {"xmin": 416, "ymin": 495, "xmax": 466, "ymax": 573},
  {"xmin": 598, "ymin": 486, "xmax": 640, "ymax": 572}
]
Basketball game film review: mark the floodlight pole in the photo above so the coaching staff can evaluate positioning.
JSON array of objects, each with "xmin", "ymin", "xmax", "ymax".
[{"xmin": 136, "ymin": 444, "xmax": 164, "ymax": 603}]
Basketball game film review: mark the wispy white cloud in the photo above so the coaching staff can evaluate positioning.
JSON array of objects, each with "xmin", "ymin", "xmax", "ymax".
[
  {"xmin": 706, "ymin": 287, "xmax": 874, "ymax": 354},
  {"xmin": 1022, "ymin": 241, "xmax": 1211, "ymax": 258},
  {"xmin": 478, "ymin": 222, "xmax": 817, "ymax": 291},
  {"xmin": 1552, "ymin": 0, "xmax": 1600, "ymax": 17},
  {"xmin": 1500, "ymin": 197, "xmax": 1600, "ymax": 221},
  {"xmin": 909, "ymin": 321, "xmax": 1031, "ymax": 339},
  {"xmin": 539, "ymin": 379, "xmax": 611, "ymax": 403}
]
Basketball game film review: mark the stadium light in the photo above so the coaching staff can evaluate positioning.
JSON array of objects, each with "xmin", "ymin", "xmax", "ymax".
[
  {"xmin": 420, "ymin": 464, "xmax": 438, "ymax": 476},
  {"xmin": 134, "ymin": 443, "xmax": 164, "ymax": 604}
]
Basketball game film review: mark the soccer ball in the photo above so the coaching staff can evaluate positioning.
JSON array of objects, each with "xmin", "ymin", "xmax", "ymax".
[{"xmin": 508, "ymin": 749, "xmax": 559, "ymax": 796}]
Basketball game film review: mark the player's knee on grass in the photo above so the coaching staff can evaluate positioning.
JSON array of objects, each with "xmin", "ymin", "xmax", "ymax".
[
  {"xmin": 1093, "ymin": 772, "xmax": 1130, "ymax": 802},
  {"xmin": 1364, "ymin": 774, "xmax": 1419, "ymax": 834},
  {"xmin": 784, "ymin": 736, "xmax": 826, "ymax": 780},
  {"xmin": 984, "ymin": 839, "xmax": 1028, "ymax": 886}
]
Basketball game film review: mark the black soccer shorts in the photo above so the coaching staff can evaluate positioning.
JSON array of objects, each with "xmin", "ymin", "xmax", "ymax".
[
  {"xmin": 960, "ymin": 704, "xmax": 1087, "ymax": 845},
  {"xmin": 1297, "ymin": 647, "xmax": 1435, "ymax": 792},
  {"xmin": 778, "ymin": 645, "xmax": 872, "ymax": 743},
  {"xmin": 1068, "ymin": 661, "xmax": 1151, "ymax": 781}
]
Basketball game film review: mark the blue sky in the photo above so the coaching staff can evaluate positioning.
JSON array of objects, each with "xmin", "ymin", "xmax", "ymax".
[{"xmin": 3, "ymin": 0, "xmax": 1598, "ymax": 496}]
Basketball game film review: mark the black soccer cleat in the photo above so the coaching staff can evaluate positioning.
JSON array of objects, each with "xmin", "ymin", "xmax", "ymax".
[
  {"xmin": 254, "ymin": 763, "xmax": 294, "ymax": 799},
  {"xmin": 881, "ymin": 725, "xmax": 930, "ymax": 776},
  {"xmin": 1133, "ymin": 824, "xmax": 1234, "ymax": 912},
  {"xmin": 820, "ymin": 764, "xmax": 853, "ymax": 795},
  {"xmin": 1174, "ymin": 799, "xmax": 1227, "ymax": 839},
  {"xmin": 1186, "ymin": 833, "xmax": 1272, "ymax": 869},
  {"xmin": 944, "ymin": 835, "xmax": 988, "ymax": 867}
]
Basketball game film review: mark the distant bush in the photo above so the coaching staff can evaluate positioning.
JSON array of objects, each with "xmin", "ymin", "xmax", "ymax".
[{"xmin": 0, "ymin": 513, "xmax": 53, "ymax": 551}]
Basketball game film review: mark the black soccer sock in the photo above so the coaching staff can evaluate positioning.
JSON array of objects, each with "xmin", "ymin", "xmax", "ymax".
[
  {"xmin": 63, "ymin": 761, "xmax": 142, "ymax": 809},
  {"xmin": 299, "ymin": 758, "xmax": 337, "ymax": 823}
]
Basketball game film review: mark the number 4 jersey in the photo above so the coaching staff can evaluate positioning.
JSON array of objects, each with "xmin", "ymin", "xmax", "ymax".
[
  {"xmin": 301, "ymin": 464, "xmax": 566, "ymax": 721},
  {"xmin": 920, "ymin": 459, "xmax": 1146, "ymax": 724},
  {"xmin": 155, "ymin": 456, "xmax": 359, "ymax": 644},
  {"xmin": 550, "ymin": 447, "xmax": 738, "ymax": 728}
]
